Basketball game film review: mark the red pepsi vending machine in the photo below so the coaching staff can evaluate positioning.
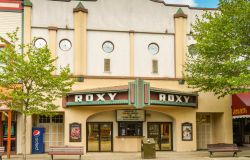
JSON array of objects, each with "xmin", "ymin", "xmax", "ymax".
[{"xmin": 32, "ymin": 127, "xmax": 45, "ymax": 154}]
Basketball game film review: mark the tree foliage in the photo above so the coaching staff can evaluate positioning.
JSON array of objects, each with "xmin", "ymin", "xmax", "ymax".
[
  {"xmin": 0, "ymin": 29, "xmax": 74, "ymax": 115},
  {"xmin": 185, "ymin": 0, "xmax": 250, "ymax": 98}
]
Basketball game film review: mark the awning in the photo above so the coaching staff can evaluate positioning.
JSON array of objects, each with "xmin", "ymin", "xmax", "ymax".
[
  {"xmin": 0, "ymin": 101, "xmax": 10, "ymax": 111},
  {"xmin": 0, "ymin": 105, "xmax": 10, "ymax": 111},
  {"xmin": 232, "ymin": 92, "xmax": 250, "ymax": 119}
]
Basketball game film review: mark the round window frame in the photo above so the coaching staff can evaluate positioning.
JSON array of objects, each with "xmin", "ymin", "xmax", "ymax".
[
  {"xmin": 102, "ymin": 41, "xmax": 114, "ymax": 53},
  {"xmin": 34, "ymin": 38, "xmax": 47, "ymax": 49},
  {"xmin": 148, "ymin": 42, "xmax": 160, "ymax": 55},
  {"xmin": 59, "ymin": 39, "xmax": 72, "ymax": 51}
]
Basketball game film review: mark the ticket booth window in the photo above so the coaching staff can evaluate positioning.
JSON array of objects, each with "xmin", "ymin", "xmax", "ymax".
[{"xmin": 118, "ymin": 122, "xmax": 143, "ymax": 136}]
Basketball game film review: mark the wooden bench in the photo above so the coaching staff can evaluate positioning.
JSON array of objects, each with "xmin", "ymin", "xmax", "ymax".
[
  {"xmin": 0, "ymin": 147, "xmax": 4, "ymax": 160},
  {"xmin": 48, "ymin": 146, "xmax": 84, "ymax": 160},
  {"xmin": 207, "ymin": 143, "xmax": 241, "ymax": 157}
]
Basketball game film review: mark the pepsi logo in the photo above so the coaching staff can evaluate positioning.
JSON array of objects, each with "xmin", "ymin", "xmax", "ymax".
[{"xmin": 33, "ymin": 130, "xmax": 40, "ymax": 137}]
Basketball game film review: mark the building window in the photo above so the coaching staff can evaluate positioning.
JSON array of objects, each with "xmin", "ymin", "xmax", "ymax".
[
  {"xmin": 104, "ymin": 58, "xmax": 111, "ymax": 72},
  {"xmin": 148, "ymin": 43, "xmax": 159, "ymax": 55},
  {"xmin": 39, "ymin": 115, "xmax": 50, "ymax": 123},
  {"xmin": 152, "ymin": 60, "xmax": 158, "ymax": 74},
  {"xmin": 52, "ymin": 115, "xmax": 64, "ymax": 123},
  {"xmin": 118, "ymin": 122, "xmax": 143, "ymax": 136},
  {"xmin": 39, "ymin": 115, "xmax": 64, "ymax": 123},
  {"xmin": 59, "ymin": 39, "xmax": 72, "ymax": 51},
  {"xmin": 102, "ymin": 41, "xmax": 114, "ymax": 53}
]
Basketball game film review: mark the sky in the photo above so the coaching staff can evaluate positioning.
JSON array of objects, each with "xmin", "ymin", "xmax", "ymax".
[{"xmin": 164, "ymin": 0, "xmax": 219, "ymax": 8}]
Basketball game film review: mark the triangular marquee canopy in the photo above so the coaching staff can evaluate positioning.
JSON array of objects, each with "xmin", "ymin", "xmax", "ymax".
[{"xmin": 64, "ymin": 79, "xmax": 198, "ymax": 108}]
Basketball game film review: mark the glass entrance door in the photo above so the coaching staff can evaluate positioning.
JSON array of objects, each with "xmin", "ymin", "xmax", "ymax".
[
  {"xmin": 148, "ymin": 122, "xmax": 172, "ymax": 151},
  {"xmin": 87, "ymin": 122, "xmax": 113, "ymax": 152}
]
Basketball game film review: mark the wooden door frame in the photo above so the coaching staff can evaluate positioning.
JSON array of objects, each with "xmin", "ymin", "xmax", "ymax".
[
  {"xmin": 86, "ymin": 122, "xmax": 113, "ymax": 152},
  {"xmin": 147, "ymin": 122, "xmax": 173, "ymax": 151}
]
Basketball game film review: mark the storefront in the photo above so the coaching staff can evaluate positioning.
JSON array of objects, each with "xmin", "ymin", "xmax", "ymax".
[
  {"xmin": 63, "ymin": 79, "xmax": 199, "ymax": 152},
  {"xmin": 0, "ymin": 104, "xmax": 17, "ymax": 157},
  {"xmin": 32, "ymin": 114, "xmax": 64, "ymax": 152},
  {"xmin": 232, "ymin": 92, "xmax": 250, "ymax": 146}
]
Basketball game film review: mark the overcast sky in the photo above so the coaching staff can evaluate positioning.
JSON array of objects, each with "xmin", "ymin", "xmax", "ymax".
[{"xmin": 164, "ymin": 0, "xmax": 219, "ymax": 8}]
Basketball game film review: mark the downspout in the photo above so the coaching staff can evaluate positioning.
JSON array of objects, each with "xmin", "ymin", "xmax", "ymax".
[{"xmin": 21, "ymin": 0, "xmax": 24, "ymax": 54}]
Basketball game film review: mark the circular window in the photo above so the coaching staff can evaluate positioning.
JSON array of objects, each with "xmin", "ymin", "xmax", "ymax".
[
  {"xmin": 102, "ymin": 41, "xmax": 114, "ymax": 53},
  {"xmin": 59, "ymin": 39, "xmax": 72, "ymax": 51},
  {"xmin": 34, "ymin": 38, "xmax": 47, "ymax": 49},
  {"xmin": 148, "ymin": 43, "xmax": 159, "ymax": 55}
]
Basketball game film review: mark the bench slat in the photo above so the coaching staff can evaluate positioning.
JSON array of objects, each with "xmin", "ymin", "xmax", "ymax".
[
  {"xmin": 48, "ymin": 146, "xmax": 84, "ymax": 157},
  {"xmin": 207, "ymin": 143, "xmax": 241, "ymax": 157}
]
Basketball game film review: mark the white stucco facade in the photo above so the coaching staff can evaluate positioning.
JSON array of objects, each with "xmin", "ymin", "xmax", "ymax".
[
  {"xmin": 134, "ymin": 33, "xmax": 175, "ymax": 77},
  {"xmin": 3, "ymin": 0, "xmax": 233, "ymax": 155},
  {"xmin": 87, "ymin": 31, "xmax": 130, "ymax": 76},
  {"xmin": 29, "ymin": 0, "xmax": 214, "ymax": 78}
]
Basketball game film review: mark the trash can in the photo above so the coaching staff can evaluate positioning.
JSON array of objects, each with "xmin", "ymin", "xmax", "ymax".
[{"xmin": 141, "ymin": 138, "xmax": 156, "ymax": 159}]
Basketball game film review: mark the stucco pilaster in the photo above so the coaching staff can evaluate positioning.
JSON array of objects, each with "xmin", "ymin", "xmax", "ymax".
[
  {"xmin": 73, "ymin": 3, "xmax": 88, "ymax": 76},
  {"xmin": 23, "ymin": 1, "xmax": 32, "ymax": 45},
  {"xmin": 48, "ymin": 26, "xmax": 58, "ymax": 74},
  {"xmin": 174, "ymin": 8, "xmax": 187, "ymax": 78},
  {"xmin": 129, "ymin": 31, "xmax": 135, "ymax": 76}
]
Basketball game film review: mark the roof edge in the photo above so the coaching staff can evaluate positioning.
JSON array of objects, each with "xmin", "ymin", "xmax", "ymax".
[{"xmin": 150, "ymin": 0, "xmax": 218, "ymax": 10}]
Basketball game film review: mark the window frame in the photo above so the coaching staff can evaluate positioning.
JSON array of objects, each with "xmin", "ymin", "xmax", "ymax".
[{"xmin": 118, "ymin": 121, "xmax": 143, "ymax": 136}]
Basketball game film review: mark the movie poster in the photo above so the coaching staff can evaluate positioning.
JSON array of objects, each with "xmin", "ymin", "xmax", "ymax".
[
  {"xmin": 182, "ymin": 122, "xmax": 192, "ymax": 141},
  {"xmin": 69, "ymin": 123, "xmax": 81, "ymax": 142}
]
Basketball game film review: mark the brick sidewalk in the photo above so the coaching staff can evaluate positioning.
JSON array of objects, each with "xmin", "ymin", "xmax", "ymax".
[{"xmin": 2, "ymin": 149, "xmax": 250, "ymax": 160}]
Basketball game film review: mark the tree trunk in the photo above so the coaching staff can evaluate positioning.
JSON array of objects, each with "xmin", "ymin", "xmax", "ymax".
[{"xmin": 22, "ymin": 114, "xmax": 27, "ymax": 160}]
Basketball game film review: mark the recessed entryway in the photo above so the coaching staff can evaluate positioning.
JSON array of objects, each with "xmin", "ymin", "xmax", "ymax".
[
  {"xmin": 87, "ymin": 122, "xmax": 113, "ymax": 152},
  {"xmin": 147, "ymin": 122, "xmax": 172, "ymax": 151}
]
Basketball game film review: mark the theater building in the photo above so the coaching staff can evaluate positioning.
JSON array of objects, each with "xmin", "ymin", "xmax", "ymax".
[
  {"xmin": 0, "ymin": 0, "xmax": 22, "ymax": 156},
  {"xmin": 19, "ymin": 0, "xmax": 233, "ymax": 154}
]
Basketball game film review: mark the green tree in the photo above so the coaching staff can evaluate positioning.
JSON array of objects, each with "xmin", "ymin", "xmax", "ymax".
[
  {"xmin": 185, "ymin": 0, "xmax": 250, "ymax": 98},
  {"xmin": 0, "ymin": 30, "xmax": 74, "ymax": 159}
]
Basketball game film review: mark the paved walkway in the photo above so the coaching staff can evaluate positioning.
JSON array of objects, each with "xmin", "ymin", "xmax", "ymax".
[{"xmin": 2, "ymin": 148, "xmax": 250, "ymax": 160}]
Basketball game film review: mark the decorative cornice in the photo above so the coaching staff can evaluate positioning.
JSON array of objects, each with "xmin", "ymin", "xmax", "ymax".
[
  {"xmin": 48, "ymin": 26, "xmax": 58, "ymax": 31},
  {"xmin": 70, "ymin": 75, "xmax": 183, "ymax": 81},
  {"xmin": 68, "ymin": 85, "xmax": 129, "ymax": 95},
  {"xmin": 73, "ymin": 2, "xmax": 88, "ymax": 13},
  {"xmin": 150, "ymin": 0, "xmax": 217, "ymax": 10},
  {"xmin": 66, "ymin": 100, "xmax": 129, "ymax": 106},
  {"xmin": 150, "ymin": 100, "xmax": 197, "ymax": 107},
  {"xmin": 23, "ymin": 0, "xmax": 32, "ymax": 7},
  {"xmin": 174, "ymin": 8, "xmax": 187, "ymax": 18}
]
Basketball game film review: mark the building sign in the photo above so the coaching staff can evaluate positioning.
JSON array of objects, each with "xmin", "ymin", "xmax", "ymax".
[
  {"xmin": 74, "ymin": 93, "xmax": 117, "ymax": 102},
  {"xmin": 66, "ymin": 91, "xmax": 129, "ymax": 106},
  {"xmin": 158, "ymin": 94, "xmax": 191, "ymax": 103},
  {"xmin": 117, "ymin": 110, "xmax": 145, "ymax": 121},
  {"xmin": 150, "ymin": 91, "xmax": 197, "ymax": 107},
  {"xmin": 0, "ymin": 0, "xmax": 22, "ymax": 11},
  {"xmin": 232, "ymin": 107, "xmax": 250, "ymax": 116},
  {"xmin": 65, "ymin": 79, "xmax": 198, "ymax": 108},
  {"xmin": 69, "ymin": 123, "xmax": 81, "ymax": 142}
]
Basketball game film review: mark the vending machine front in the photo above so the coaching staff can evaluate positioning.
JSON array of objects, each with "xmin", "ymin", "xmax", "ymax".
[{"xmin": 32, "ymin": 127, "xmax": 45, "ymax": 154}]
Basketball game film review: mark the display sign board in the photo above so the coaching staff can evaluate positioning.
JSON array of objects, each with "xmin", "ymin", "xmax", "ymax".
[
  {"xmin": 0, "ymin": 1, "xmax": 22, "ymax": 11},
  {"xmin": 69, "ymin": 123, "xmax": 81, "ymax": 142},
  {"xmin": 32, "ymin": 127, "xmax": 45, "ymax": 154},
  {"xmin": 182, "ymin": 122, "xmax": 193, "ymax": 141},
  {"xmin": 116, "ymin": 109, "xmax": 145, "ymax": 121},
  {"xmin": 150, "ymin": 91, "xmax": 198, "ymax": 107},
  {"xmin": 65, "ymin": 79, "xmax": 198, "ymax": 108},
  {"xmin": 66, "ymin": 91, "xmax": 129, "ymax": 106}
]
